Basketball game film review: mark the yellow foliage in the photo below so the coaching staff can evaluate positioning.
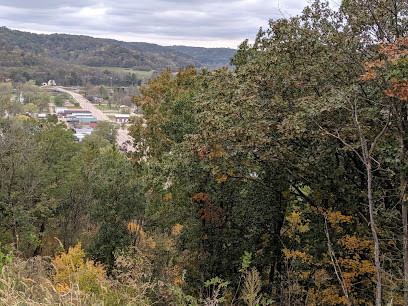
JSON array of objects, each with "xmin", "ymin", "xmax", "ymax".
[
  {"xmin": 55, "ymin": 282, "xmax": 68, "ymax": 293},
  {"xmin": 149, "ymin": 240, "xmax": 157, "ymax": 249},
  {"xmin": 52, "ymin": 243, "xmax": 107, "ymax": 293},
  {"xmin": 313, "ymin": 207, "xmax": 352, "ymax": 232},
  {"xmin": 326, "ymin": 210, "xmax": 352, "ymax": 227},
  {"xmin": 284, "ymin": 210, "xmax": 310, "ymax": 239},
  {"xmin": 174, "ymin": 277, "xmax": 184, "ymax": 286},
  {"xmin": 283, "ymin": 248, "xmax": 312, "ymax": 264},
  {"xmin": 216, "ymin": 174, "xmax": 227, "ymax": 183},
  {"xmin": 171, "ymin": 223, "xmax": 183, "ymax": 236},
  {"xmin": 282, "ymin": 207, "xmax": 375, "ymax": 304},
  {"xmin": 308, "ymin": 287, "xmax": 349, "ymax": 305},
  {"xmin": 127, "ymin": 221, "xmax": 145, "ymax": 238},
  {"xmin": 163, "ymin": 193, "xmax": 173, "ymax": 201},
  {"xmin": 164, "ymin": 238, "xmax": 175, "ymax": 252},
  {"xmin": 208, "ymin": 144, "xmax": 228, "ymax": 160}
]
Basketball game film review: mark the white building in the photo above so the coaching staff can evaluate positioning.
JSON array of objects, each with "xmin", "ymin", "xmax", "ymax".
[
  {"xmin": 114, "ymin": 114, "xmax": 130, "ymax": 123},
  {"xmin": 55, "ymin": 107, "xmax": 67, "ymax": 114},
  {"xmin": 73, "ymin": 128, "xmax": 94, "ymax": 142}
]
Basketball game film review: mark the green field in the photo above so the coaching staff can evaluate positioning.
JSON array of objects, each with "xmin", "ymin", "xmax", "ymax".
[
  {"xmin": 96, "ymin": 104, "xmax": 119, "ymax": 111},
  {"xmin": 93, "ymin": 67, "xmax": 157, "ymax": 79}
]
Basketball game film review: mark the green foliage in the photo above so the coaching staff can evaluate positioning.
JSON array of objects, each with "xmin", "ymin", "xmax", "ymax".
[
  {"xmin": 22, "ymin": 102, "xmax": 38, "ymax": 115},
  {"xmin": 0, "ymin": 26, "xmax": 234, "ymax": 86},
  {"xmin": 85, "ymin": 147, "xmax": 146, "ymax": 269},
  {"xmin": 202, "ymin": 277, "xmax": 230, "ymax": 305},
  {"xmin": 168, "ymin": 284, "xmax": 199, "ymax": 306},
  {"xmin": 0, "ymin": 243, "xmax": 13, "ymax": 271},
  {"xmin": 53, "ymin": 94, "xmax": 64, "ymax": 107},
  {"xmin": 240, "ymin": 267, "xmax": 262, "ymax": 306},
  {"xmin": 47, "ymin": 114, "xmax": 58, "ymax": 123},
  {"xmin": 91, "ymin": 121, "xmax": 118, "ymax": 145},
  {"xmin": 239, "ymin": 251, "xmax": 252, "ymax": 276},
  {"xmin": 169, "ymin": 45, "xmax": 236, "ymax": 69},
  {"xmin": 2, "ymin": 0, "xmax": 408, "ymax": 304}
]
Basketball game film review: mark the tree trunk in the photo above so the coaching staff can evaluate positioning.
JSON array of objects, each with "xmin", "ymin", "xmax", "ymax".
[
  {"xmin": 390, "ymin": 100, "xmax": 408, "ymax": 305},
  {"xmin": 367, "ymin": 161, "xmax": 382, "ymax": 305},
  {"xmin": 199, "ymin": 217, "xmax": 205, "ymax": 300},
  {"xmin": 352, "ymin": 99, "xmax": 385, "ymax": 305},
  {"xmin": 403, "ymin": 202, "xmax": 408, "ymax": 306},
  {"xmin": 397, "ymin": 136, "xmax": 408, "ymax": 306},
  {"xmin": 7, "ymin": 162, "xmax": 18, "ymax": 251},
  {"xmin": 33, "ymin": 222, "xmax": 45, "ymax": 256}
]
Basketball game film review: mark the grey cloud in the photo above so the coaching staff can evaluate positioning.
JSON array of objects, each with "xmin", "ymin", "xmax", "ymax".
[{"xmin": 0, "ymin": 0, "xmax": 308, "ymax": 47}]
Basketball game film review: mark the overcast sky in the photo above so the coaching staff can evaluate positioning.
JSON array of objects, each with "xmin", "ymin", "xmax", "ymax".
[{"xmin": 0, "ymin": 0, "xmax": 310, "ymax": 48}]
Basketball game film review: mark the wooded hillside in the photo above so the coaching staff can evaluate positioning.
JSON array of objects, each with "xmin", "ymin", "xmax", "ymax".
[
  {"xmin": 1, "ymin": 0, "xmax": 408, "ymax": 305},
  {"xmin": 0, "ymin": 27, "xmax": 236, "ymax": 85}
]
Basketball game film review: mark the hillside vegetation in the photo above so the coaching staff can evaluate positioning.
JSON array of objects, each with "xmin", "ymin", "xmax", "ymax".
[
  {"xmin": 0, "ymin": 27, "xmax": 236, "ymax": 85},
  {"xmin": 169, "ymin": 45, "xmax": 237, "ymax": 68},
  {"xmin": 2, "ymin": 0, "xmax": 408, "ymax": 305}
]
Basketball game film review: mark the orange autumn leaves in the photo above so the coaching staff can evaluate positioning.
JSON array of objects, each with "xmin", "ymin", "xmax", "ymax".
[
  {"xmin": 384, "ymin": 79, "xmax": 408, "ymax": 101},
  {"xmin": 191, "ymin": 192, "xmax": 224, "ymax": 227},
  {"xmin": 361, "ymin": 37, "xmax": 408, "ymax": 101}
]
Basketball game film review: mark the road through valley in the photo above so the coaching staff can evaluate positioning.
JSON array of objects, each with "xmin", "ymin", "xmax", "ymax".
[{"xmin": 55, "ymin": 87, "xmax": 134, "ymax": 152}]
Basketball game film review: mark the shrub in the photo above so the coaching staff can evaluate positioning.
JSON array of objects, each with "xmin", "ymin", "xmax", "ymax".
[{"xmin": 52, "ymin": 242, "xmax": 107, "ymax": 294}]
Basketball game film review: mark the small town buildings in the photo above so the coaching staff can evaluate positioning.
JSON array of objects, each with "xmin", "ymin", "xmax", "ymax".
[
  {"xmin": 38, "ymin": 113, "xmax": 47, "ymax": 120},
  {"xmin": 63, "ymin": 108, "xmax": 97, "ymax": 128},
  {"xmin": 70, "ymin": 112, "xmax": 93, "ymax": 117},
  {"xmin": 87, "ymin": 96, "xmax": 103, "ymax": 103},
  {"xmin": 47, "ymin": 80, "xmax": 56, "ymax": 86},
  {"xmin": 114, "ymin": 114, "xmax": 130, "ymax": 123},
  {"xmin": 61, "ymin": 109, "xmax": 90, "ymax": 117},
  {"xmin": 55, "ymin": 107, "xmax": 67, "ymax": 114},
  {"xmin": 66, "ymin": 116, "xmax": 97, "ymax": 124},
  {"xmin": 73, "ymin": 128, "xmax": 93, "ymax": 141},
  {"xmin": 94, "ymin": 96, "xmax": 103, "ymax": 103}
]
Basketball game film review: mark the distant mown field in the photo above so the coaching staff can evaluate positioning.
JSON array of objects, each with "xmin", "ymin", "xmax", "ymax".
[{"xmin": 93, "ymin": 67, "xmax": 157, "ymax": 79}]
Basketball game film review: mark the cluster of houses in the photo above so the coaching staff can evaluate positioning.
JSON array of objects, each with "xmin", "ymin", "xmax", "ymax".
[
  {"xmin": 55, "ymin": 107, "xmax": 98, "ymax": 141},
  {"xmin": 41, "ymin": 80, "xmax": 57, "ymax": 86}
]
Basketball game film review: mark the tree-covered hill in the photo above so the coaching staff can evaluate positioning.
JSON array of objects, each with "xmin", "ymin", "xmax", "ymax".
[
  {"xmin": 0, "ymin": 27, "xmax": 237, "ymax": 85},
  {"xmin": 0, "ymin": 27, "xmax": 236, "ymax": 85},
  {"xmin": 0, "ymin": 27, "xmax": 203, "ymax": 71},
  {"xmin": 169, "ymin": 45, "xmax": 237, "ymax": 68}
]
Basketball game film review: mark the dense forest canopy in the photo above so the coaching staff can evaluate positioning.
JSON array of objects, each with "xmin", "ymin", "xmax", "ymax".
[
  {"xmin": 1, "ymin": 0, "xmax": 408, "ymax": 305},
  {"xmin": 0, "ymin": 26, "xmax": 236, "ymax": 86}
]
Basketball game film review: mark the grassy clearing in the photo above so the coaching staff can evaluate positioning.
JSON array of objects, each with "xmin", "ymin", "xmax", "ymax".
[
  {"xmin": 95, "ymin": 104, "xmax": 119, "ymax": 111},
  {"xmin": 0, "ymin": 244, "xmax": 155, "ymax": 305},
  {"xmin": 93, "ymin": 67, "xmax": 157, "ymax": 79}
]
